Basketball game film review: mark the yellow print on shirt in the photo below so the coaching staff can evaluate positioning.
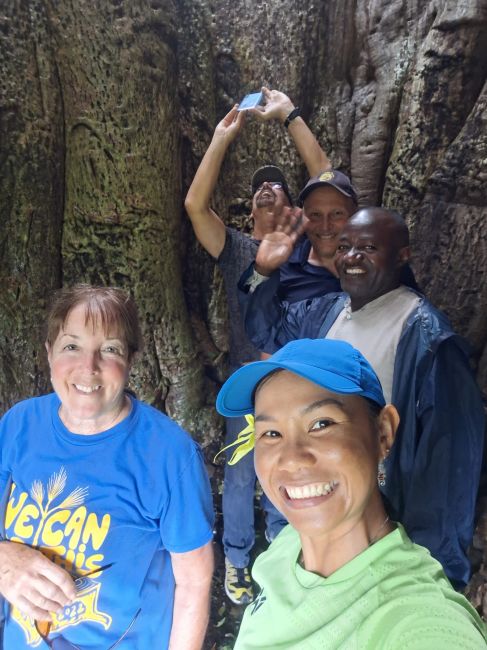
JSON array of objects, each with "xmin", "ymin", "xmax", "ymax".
[{"xmin": 5, "ymin": 467, "xmax": 113, "ymax": 646}]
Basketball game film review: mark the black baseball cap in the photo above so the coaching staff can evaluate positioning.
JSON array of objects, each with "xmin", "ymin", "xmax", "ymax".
[
  {"xmin": 251, "ymin": 165, "xmax": 293, "ymax": 205},
  {"xmin": 298, "ymin": 169, "xmax": 358, "ymax": 206}
]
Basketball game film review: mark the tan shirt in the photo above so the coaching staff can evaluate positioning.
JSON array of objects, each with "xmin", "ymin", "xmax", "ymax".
[{"xmin": 326, "ymin": 286, "xmax": 421, "ymax": 403}]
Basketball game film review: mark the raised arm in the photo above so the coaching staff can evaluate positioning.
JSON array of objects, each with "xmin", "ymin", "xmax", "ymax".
[
  {"xmin": 184, "ymin": 106, "xmax": 246, "ymax": 259},
  {"xmin": 251, "ymin": 87, "xmax": 331, "ymax": 177}
]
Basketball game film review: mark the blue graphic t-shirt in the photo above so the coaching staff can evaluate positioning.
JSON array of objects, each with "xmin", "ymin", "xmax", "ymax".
[{"xmin": 0, "ymin": 393, "xmax": 214, "ymax": 648}]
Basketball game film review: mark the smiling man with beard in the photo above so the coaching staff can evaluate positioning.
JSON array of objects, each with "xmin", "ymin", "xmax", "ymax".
[
  {"xmin": 184, "ymin": 88, "xmax": 332, "ymax": 604},
  {"xmin": 239, "ymin": 207, "xmax": 485, "ymax": 589}
]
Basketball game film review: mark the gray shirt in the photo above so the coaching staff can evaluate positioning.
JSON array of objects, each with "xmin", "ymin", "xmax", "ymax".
[{"xmin": 217, "ymin": 227, "xmax": 261, "ymax": 369}]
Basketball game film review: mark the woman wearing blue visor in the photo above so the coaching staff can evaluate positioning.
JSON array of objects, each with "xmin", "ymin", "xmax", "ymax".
[{"xmin": 216, "ymin": 338, "xmax": 486, "ymax": 649}]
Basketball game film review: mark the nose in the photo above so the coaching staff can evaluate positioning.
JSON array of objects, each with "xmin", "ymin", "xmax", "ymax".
[
  {"xmin": 344, "ymin": 246, "xmax": 363, "ymax": 261},
  {"xmin": 277, "ymin": 437, "xmax": 315, "ymax": 472},
  {"xmin": 80, "ymin": 351, "xmax": 100, "ymax": 373},
  {"xmin": 314, "ymin": 214, "xmax": 333, "ymax": 231}
]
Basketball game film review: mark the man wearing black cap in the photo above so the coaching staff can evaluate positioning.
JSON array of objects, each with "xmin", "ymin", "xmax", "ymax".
[{"xmin": 185, "ymin": 88, "xmax": 332, "ymax": 604}]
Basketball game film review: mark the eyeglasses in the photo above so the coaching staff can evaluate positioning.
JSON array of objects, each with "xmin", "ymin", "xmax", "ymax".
[
  {"xmin": 255, "ymin": 182, "xmax": 283, "ymax": 192},
  {"xmin": 35, "ymin": 563, "xmax": 140, "ymax": 649}
]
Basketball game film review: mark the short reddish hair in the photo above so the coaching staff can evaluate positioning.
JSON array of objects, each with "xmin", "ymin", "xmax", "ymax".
[{"xmin": 46, "ymin": 285, "xmax": 142, "ymax": 360}]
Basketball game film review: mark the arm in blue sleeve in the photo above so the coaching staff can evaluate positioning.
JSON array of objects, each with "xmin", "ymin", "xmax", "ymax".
[
  {"xmin": 402, "ymin": 340, "xmax": 485, "ymax": 587},
  {"xmin": 238, "ymin": 262, "xmax": 310, "ymax": 353}
]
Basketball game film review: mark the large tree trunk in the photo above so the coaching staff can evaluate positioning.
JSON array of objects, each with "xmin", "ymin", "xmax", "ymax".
[
  {"xmin": 1, "ymin": 0, "xmax": 486, "ymax": 636},
  {"xmin": 0, "ymin": 0, "xmax": 64, "ymax": 404}
]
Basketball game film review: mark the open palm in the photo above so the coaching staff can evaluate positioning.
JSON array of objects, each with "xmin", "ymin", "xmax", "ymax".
[{"xmin": 255, "ymin": 207, "xmax": 305, "ymax": 275}]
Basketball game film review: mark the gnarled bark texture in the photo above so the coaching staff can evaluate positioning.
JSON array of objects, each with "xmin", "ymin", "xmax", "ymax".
[{"xmin": 1, "ymin": 0, "xmax": 486, "ymax": 637}]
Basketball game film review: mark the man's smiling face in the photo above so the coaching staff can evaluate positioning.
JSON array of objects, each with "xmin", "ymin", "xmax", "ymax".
[{"xmin": 335, "ymin": 209, "xmax": 410, "ymax": 311}]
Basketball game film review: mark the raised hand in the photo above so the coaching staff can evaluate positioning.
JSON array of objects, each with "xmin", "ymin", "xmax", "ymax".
[
  {"xmin": 213, "ymin": 105, "xmax": 246, "ymax": 145},
  {"xmin": 0, "ymin": 541, "xmax": 76, "ymax": 621},
  {"xmin": 255, "ymin": 207, "xmax": 306, "ymax": 276},
  {"xmin": 250, "ymin": 87, "xmax": 295, "ymax": 123}
]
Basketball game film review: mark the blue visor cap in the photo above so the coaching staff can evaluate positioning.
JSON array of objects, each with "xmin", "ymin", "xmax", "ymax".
[{"xmin": 216, "ymin": 339, "xmax": 385, "ymax": 417}]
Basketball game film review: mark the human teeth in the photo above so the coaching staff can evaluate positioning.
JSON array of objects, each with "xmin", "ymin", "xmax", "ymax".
[
  {"xmin": 286, "ymin": 481, "xmax": 338, "ymax": 499},
  {"xmin": 345, "ymin": 268, "xmax": 365, "ymax": 274},
  {"xmin": 75, "ymin": 385, "xmax": 101, "ymax": 393}
]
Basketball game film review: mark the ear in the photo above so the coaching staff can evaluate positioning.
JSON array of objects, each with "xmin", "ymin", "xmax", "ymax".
[
  {"xmin": 377, "ymin": 404, "xmax": 400, "ymax": 459},
  {"xmin": 397, "ymin": 245, "xmax": 411, "ymax": 265},
  {"xmin": 45, "ymin": 341, "xmax": 52, "ymax": 364}
]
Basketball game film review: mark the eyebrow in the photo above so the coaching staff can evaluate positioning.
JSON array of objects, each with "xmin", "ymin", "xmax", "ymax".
[
  {"xmin": 255, "ymin": 397, "xmax": 347, "ymax": 423},
  {"xmin": 60, "ymin": 333, "xmax": 124, "ymax": 343},
  {"xmin": 301, "ymin": 398, "xmax": 346, "ymax": 415}
]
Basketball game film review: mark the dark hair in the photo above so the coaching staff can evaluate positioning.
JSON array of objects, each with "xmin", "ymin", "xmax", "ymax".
[
  {"xmin": 46, "ymin": 285, "xmax": 143, "ymax": 360},
  {"xmin": 363, "ymin": 397, "xmax": 383, "ymax": 421},
  {"xmin": 250, "ymin": 368, "xmax": 281, "ymax": 406}
]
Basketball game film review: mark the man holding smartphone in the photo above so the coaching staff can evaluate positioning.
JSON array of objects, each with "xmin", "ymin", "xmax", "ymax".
[{"xmin": 185, "ymin": 87, "xmax": 335, "ymax": 605}]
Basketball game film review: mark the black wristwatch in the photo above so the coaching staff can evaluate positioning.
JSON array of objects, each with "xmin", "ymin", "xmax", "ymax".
[{"xmin": 284, "ymin": 107, "xmax": 301, "ymax": 128}]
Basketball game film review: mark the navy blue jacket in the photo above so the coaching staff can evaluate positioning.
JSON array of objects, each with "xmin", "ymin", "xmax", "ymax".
[{"xmin": 239, "ymin": 268, "xmax": 485, "ymax": 587}]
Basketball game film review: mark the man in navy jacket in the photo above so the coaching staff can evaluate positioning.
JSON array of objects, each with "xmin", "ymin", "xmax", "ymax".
[{"xmin": 240, "ymin": 206, "xmax": 485, "ymax": 588}]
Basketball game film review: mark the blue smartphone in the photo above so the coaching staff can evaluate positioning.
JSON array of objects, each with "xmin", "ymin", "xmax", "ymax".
[{"xmin": 237, "ymin": 91, "xmax": 264, "ymax": 111}]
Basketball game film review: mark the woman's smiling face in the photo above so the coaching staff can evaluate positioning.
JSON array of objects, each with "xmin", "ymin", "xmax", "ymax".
[
  {"xmin": 46, "ymin": 302, "xmax": 131, "ymax": 434},
  {"xmin": 254, "ymin": 370, "xmax": 385, "ymax": 540}
]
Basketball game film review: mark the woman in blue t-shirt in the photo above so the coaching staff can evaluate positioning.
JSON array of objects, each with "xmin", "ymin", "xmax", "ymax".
[{"xmin": 0, "ymin": 285, "xmax": 214, "ymax": 649}]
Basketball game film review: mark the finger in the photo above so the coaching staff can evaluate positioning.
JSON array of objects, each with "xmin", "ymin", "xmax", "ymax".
[
  {"xmin": 225, "ymin": 104, "xmax": 239, "ymax": 121},
  {"xmin": 274, "ymin": 206, "xmax": 294, "ymax": 232},
  {"xmin": 248, "ymin": 106, "xmax": 266, "ymax": 121},
  {"xmin": 235, "ymin": 110, "xmax": 246, "ymax": 127},
  {"xmin": 28, "ymin": 583, "xmax": 70, "ymax": 614},
  {"xmin": 261, "ymin": 86, "xmax": 271, "ymax": 98},
  {"xmin": 38, "ymin": 562, "xmax": 76, "ymax": 602},
  {"xmin": 19, "ymin": 572, "xmax": 73, "ymax": 612},
  {"xmin": 14, "ymin": 594, "xmax": 55, "ymax": 622},
  {"xmin": 289, "ymin": 219, "xmax": 307, "ymax": 244}
]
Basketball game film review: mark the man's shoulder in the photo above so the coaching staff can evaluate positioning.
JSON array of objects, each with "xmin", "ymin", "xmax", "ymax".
[
  {"xmin": 224, "ymin": 225, "xmax": 257, "ymax": 245},
  {"xmin": 308, "ymin": 291, "xmax": 346, "ymax": 312},
  {"xmin": 403, "ymin": 292, "xmax": 456, "ymax": 339},
  {"xmin": 396, "ymin": 291, "xmax": 473, "ymax": 362},
  {"xmin": 218, "ymin": 225, "xmax": 258, "ymax": 265}
]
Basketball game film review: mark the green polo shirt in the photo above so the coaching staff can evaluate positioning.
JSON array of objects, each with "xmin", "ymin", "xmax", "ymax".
[{"xmin": 235, "ymin": 524, "xmax": 486, "ymax": 649}]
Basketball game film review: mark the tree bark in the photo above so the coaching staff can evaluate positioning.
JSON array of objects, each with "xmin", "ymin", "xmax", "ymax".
[
  {"xmin": 1, "ymin": 0, "xmax": 486, "ymax": 629},
  {"xmin": 0, "ymin": 0, "xmax": 64, "ymax": 407}
]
